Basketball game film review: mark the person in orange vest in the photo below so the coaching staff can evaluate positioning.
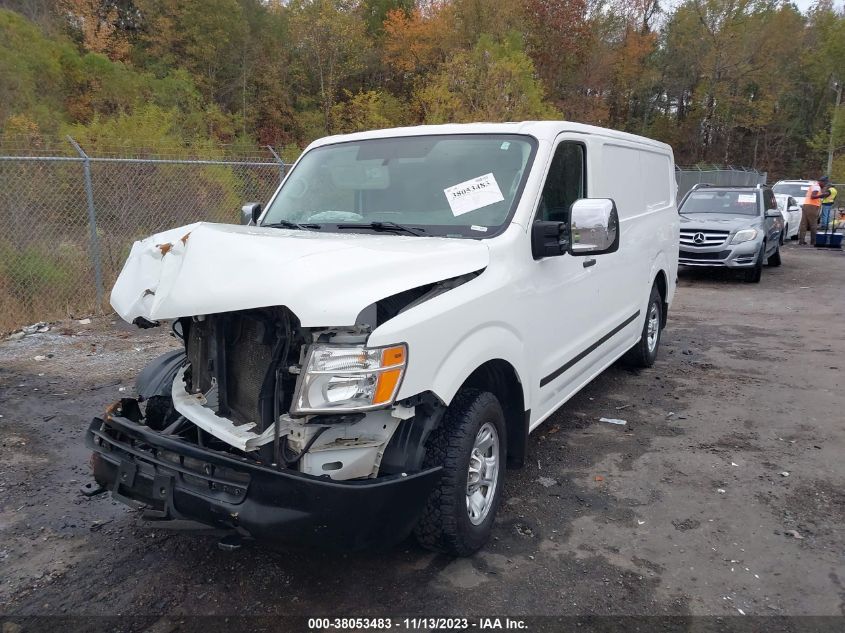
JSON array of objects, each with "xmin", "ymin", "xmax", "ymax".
[{"xmin": 798, "ymin": 178, "xmax": 825, "ymax": 245}]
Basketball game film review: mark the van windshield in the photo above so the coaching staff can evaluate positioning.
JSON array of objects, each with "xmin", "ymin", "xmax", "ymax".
[
  {"xmin": 681, "ymin": 191, "xmax": 760, "ymax": 215},
  {"xmin": 261, "ymin": 134, "xmax": 538, "ymax": 238}
]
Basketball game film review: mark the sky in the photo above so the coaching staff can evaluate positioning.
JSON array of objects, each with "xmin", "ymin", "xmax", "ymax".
[
  {"xmin": 665, "ymin": 0, "xmax": 843, "ymax": 12},
  {"xmin": 778, "ymin": 0, "xmax": 842, "ymax": 11}
]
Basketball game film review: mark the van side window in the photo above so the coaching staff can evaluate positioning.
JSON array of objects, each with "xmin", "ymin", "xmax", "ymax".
[{"xmin": 536, "ymin": 143, "xmax": 585, "ymax": 223}]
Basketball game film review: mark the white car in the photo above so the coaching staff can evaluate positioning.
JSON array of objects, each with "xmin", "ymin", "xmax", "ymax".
[
  {"xmin": 775, "ymin": 193, "xmax": 801, "ymax": 241},
  {"xmin": 87, "ymin": 122, "xmax": 679, "ymax": 556}
]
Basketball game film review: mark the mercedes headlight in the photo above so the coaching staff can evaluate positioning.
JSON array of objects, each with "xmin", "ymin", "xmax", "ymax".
[
  {"xmin": 731, "ymin": 228, "xmax": 758, "ymax": 244},
  {"xmin": 291, "ymin": 344, "xmax": 407, "ymax": 414}
]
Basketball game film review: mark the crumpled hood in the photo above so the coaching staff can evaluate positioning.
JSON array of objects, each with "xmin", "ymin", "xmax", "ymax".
[
  {"xmin": 110, "ymin": 222, "xmax": 489, "ymax": 326},
  {"xmin": 680, "ymin": 213, "xmax": 761, "ymax": 231}
]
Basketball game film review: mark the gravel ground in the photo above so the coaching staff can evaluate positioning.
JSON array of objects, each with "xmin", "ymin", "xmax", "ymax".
[{"xmin": 0, "ymin": 243, "xmax": 843, "ymax": 629}]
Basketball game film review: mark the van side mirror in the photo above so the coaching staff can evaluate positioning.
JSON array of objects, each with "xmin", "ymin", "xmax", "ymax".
[
  {"xmin": 241, "ymin": 202, "xmax": 262, "ymax": 225},
  {"xmin": 531, "ymin": 221, "xmax": 569, "ymax": 260},
  {"xmin": 570, "ymin": 198, "xmax": 619, "ymax": 255},
  {"xmin": 788, "ymin": 205, "xmax": 799, "ymax": 212},
  {"xmin": 764, "ymin": 208, "xmax": 781, "ymax": 218}
]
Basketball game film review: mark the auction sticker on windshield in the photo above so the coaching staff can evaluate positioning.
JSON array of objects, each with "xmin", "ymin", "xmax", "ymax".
[{"xmin": 444, "ymin": 173, "xmax": 505, "ymax": 216}]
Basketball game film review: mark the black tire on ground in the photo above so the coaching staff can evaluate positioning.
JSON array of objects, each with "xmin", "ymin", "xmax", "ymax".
[
  {"xmin": 622, "ymin": 284, "xmax": 663, "ymax": 368},
  {"xmin": 780, "ymin": 227, "xmax": 786, "ymax": 245},
  {"xmin": 744, "ymin": 243, "xmax": 765, "ymax": 283},
  {"xmin": 768, "ymin": 242, "xmax": 782, "ymax": 267},
  {"xmin": 414, "ymin": 389, "xmax": 507, "ymax": 557}
]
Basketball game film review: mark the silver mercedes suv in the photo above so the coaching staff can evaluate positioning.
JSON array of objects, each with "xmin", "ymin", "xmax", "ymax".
[{"xmin": 678, "ymin": 184, "xmax": 784, "ymax": 283}]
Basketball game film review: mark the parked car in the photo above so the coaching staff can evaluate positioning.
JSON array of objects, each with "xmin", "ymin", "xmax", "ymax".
[
  {"xmin": 678, "ymin": 184, "xmax": 784, "ymax": 283},
  {"xmin": 775, "ymin": 193, "xmax": 801, "ymax": 242},
  {"xmin": 87, "ymin": 122, "xmax": 679, "ymax": 556}
]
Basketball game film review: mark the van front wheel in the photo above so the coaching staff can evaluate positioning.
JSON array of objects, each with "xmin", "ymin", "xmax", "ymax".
[
  {"xmin": 623, "ymin": 285, "xmax": 662, "ymax": 368},
  {"xmin": 414, "ymin": 389, "xmax": 507, "ymax": 557}
]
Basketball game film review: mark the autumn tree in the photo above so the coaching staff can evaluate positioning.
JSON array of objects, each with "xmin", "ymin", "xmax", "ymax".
[
  {"xmin": 414, "ymin": 33, "xmax": 558, "ymax": 123},
  {"xmin": 59, "ymin": 0, "xmax": 134, "ymax": 61},
  {"xmin": 331, "ymin": 89, "xmax": 409, "ymax": 132},
  {"xmin": 134, "ymin": 0, "xmax": 248, "ymax": 104},
  {"xmin": 3, "ymin": 0, "xmax": 845, "ymax": 179},
  {"xmin": 288, "ymin": 0, "xmax": 368, "ymax": 135},
  {"xmin": 382, "ymin": 6, "xmax": 456, "ymax": 75},
  {"xmin": 520, "ymin": 0, "xmax": 591, "ymax": 115}
]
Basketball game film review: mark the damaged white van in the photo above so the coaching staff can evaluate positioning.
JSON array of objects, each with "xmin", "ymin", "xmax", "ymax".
[{"xmin": 86, "ymin": 122, "xmax": 679, "ymax": 556}]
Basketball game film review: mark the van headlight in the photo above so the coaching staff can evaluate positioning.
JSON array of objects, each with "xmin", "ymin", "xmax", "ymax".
[
  {"xmin": 731, "ymin": 229, "xmax": 758, "ymax": 244},
  {"xmin": 291, "ymin": 344, "xmax": 407, "ymax": 414}
]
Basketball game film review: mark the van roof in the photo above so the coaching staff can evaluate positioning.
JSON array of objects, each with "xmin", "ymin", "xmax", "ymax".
[{"xmin": 308, "ymin": 121, "xmax": 672, "ymax": 153}]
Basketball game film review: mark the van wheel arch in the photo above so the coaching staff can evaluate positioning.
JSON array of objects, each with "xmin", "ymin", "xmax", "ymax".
[{"xmin": 459, "ymin": 360, "xmax": 528, "ymax": 469}]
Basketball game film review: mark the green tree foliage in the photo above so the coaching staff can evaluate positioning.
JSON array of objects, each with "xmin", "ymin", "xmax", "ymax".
[
  {"xmin": 288, "ymin": 0, "xmax": 369, "ymax": 135},
  {"xmin": 1, "ymin": 0, "xmax": 845, "ymax": 179},
  {"xmin": 414, "ymin": 34, "xmax": 558, "ymax": 123},
  {"xmin": 331, "ymin": 89, "xmax": 409, "ymax": 132}
]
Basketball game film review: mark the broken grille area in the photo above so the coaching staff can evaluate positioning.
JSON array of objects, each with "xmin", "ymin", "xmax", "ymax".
[
  {"xmin": 183, "ymin": 309, "xmax": 300, "ymax": 432},
  {"xmin": 226, "ymin": 316, "xmax": 275, "ymax": 426}
]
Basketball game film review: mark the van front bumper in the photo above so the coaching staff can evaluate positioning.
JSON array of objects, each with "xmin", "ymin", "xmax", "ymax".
[
  {"xmin": 678, "ymin": 241, "xmax": 760, "ymax": 268},
  {"xmin": 85, "ymin": 416, "xmax": 441, "ymax": 550}
]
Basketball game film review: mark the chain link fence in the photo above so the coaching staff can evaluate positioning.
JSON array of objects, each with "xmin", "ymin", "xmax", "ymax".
[
  {"xmin": 675, "ymin": 165, "xmax": 768, "ymax": 200},
  {"xmin": 0, "ymin": 138, "xmax": 286, "ymax": 331}
]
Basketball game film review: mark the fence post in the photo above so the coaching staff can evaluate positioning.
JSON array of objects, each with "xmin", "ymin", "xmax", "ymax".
[
  {"xmin": 266, "ymin": 145, "xmax": 286, "ymax": 183},
  {"xmin": 67, "ymin": 136, "xmax": 105, "ymax": 311}
]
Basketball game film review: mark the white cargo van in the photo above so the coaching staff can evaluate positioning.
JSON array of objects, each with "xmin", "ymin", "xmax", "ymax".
[{"xmin": 87, "ymin": 122, "xmax": 679, "ymax": 556}]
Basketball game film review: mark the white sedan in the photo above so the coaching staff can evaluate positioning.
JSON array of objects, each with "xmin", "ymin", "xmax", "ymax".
[{"xmin": 775, "ymin": 194, "xmax": 801, "ymax": 242}]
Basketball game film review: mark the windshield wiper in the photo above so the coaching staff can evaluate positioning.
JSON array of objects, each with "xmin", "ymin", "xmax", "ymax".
[
  {"xmin": 336, "ymin": 221, "xmax": 426, "ymax": 236},
  {"xmin": 263, "ymin": 220, "xmax": 321, "ymax": 230}
]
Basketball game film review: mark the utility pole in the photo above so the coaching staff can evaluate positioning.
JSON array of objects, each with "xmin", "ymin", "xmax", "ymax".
[{"xmin": 828, "ymin": 80, "xmax": 842, "ymax": 176}]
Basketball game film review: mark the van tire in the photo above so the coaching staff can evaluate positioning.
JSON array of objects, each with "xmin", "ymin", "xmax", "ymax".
[
  {"xmin": 414, "ymin": 389, "xmax": 506, "ymax": 557},
  {"xmin": 623, "ymin": 285, "xmax": 662, "ymax": 368},
  {"xmin": 744, "ymin": 243, "xmax": 765, "ymax": 283},
  {"xmin": 768, "ymin": 243, "xmax": 782, "ymax": 267},
  {"xmin": 143, "ymin": 395, "xmax": 179, "ymax": 431}
]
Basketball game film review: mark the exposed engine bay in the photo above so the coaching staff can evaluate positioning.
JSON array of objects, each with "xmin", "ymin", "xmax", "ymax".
[{"xmin": 113, "ymin": 286, "xmax": 461, "ymax": 482}]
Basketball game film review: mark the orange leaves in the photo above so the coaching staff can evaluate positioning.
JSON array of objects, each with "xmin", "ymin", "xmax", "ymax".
[
  {"xmin": 59, "ymin": 0, "xmax": 131, "ymax": 62},
  {"xmin": 382, "ymin": 7, "xmax": 453, "ymax": 74}
]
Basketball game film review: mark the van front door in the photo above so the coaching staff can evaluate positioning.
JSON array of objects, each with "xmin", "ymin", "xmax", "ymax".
[{"xmin": 527, "ymin": 139, "xmax": 608, "ymax": 423}]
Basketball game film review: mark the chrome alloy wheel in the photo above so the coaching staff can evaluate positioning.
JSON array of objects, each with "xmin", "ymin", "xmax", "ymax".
[
  {"xmin": 466, "ymin": 422, "xmax": 500, "ymax": 525},
  {"xmin": 646, "ymin": 301, "xmax": 660, "ymax": 354}
]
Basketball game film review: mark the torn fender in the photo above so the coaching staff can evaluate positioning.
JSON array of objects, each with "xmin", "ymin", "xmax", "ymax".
[
  {"xmin": 110, "ymin": 222, "xmax": 489, "ymax": 327},
  {"xmin": 135, "ymin": 349, "xmax": 186, "ymax": 399}
]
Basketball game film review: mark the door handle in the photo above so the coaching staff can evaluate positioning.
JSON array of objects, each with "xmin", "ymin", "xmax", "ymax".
[{"xmin": 583, "ymin": 258, "xmax": 597, "ymax": 268}]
